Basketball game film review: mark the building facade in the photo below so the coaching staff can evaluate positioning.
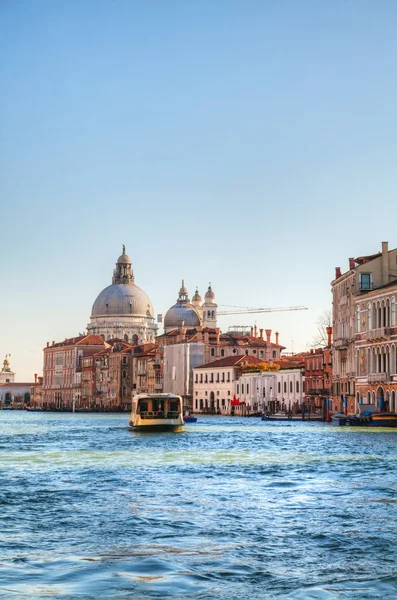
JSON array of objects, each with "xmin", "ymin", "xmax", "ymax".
[
  {"xmin": 355, "ymin": 281, "xmax": 397, "ymax": 412},
  {"xmin": 193, "ymin": 355, "xmax": 264, "ymax": 414},
  {"xmin": 331, "ymin": 241, "xmax": 397, "ymax": 414},
  {"xmin": 42, "ymin": 334, "xmax": 106, "ymax": 409}
]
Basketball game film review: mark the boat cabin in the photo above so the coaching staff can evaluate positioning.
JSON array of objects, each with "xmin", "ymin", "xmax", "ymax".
[{"xmin": 134, "ymin": 394, "xmax": 182, "ymax": 420}]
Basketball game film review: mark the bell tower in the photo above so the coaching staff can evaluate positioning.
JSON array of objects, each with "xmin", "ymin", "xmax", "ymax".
[{"xmin": 203, "ymin": 284, "xmax": 217, "ymax": 328}]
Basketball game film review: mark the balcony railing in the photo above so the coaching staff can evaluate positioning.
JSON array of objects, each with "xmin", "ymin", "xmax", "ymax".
[
  {"xmin": 366, "ymin": 328, "xmax": 391, "ymax": 341},
  {"xmin": 307, "ymin": 388, "xmax": 331, "ymax": 396},
  {"xmin": 333, "ymin": 338, "xmax": 349, "ymax": 349},
  {"xmin": 368, "ymin": 372, "xmax": 390, "ymax": 383}
]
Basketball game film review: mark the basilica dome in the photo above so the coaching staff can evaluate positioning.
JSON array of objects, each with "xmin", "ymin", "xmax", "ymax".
[
  {"xmin": 91, "ymin": 283, "xmax": 154, "ymax": 318},
  {"xmin": 164, "ymin": 281, "xmax": 201, "ymax": 332},
  {"xmin": 87, "ymin": 247, "xmax": 157, "ymax": 344}
]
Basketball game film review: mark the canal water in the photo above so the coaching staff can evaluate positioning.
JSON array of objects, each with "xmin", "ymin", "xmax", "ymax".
[{"xmin": 1, "ymin": 412, "xmax": 397, "ymax": 599}]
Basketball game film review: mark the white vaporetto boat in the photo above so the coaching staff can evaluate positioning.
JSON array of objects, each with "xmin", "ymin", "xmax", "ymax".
[{"xmin": 129, "ymin": 393, "xmax": 185, "ymax": 430}]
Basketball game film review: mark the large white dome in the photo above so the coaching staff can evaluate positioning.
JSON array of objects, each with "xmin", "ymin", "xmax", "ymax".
[
  {"xmin": 91, "ymin": 283, "xmax": 154, "ymax": 318},
  {"xmin": 87, "ymin": 247, "xmax": 157, "ymax": 344}
]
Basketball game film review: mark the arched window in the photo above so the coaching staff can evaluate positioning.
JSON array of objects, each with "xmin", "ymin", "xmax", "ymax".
[
  {"xmin": 122, "ymin": 385, "xmax": 127, "ymax": 396},
  {"xmin": 132, "ymin": 334, "xmax": 138, "ymax": 345},
  {"xmin": 124, "ymin": 334, "xmax": 128, "ymax": 342},
  {"xmin": 283, "ymin": 382, "xmax": 287, "ymax": 393},
  {"xmin": 289, "ymin": 381, "xmax": 293, "ymax": 393},
  {"xmin": 210, "ymin": 348, "xmax": 215, "ymax": 357},
  {"xmin": 296, "ymin": 381, "xmax": 299, "ymax": 393},
  {"xmin": 367, "ymin": 391, "xmax": 371, "ymax": 405},
  {"xmin": 221, "ymin": 349, "xmax": 225, "ymax": 357},
  {"xmin": 368, "ymin": 303, "xmax": 372, "ymax": 330},
  {"xmin": 392, "ymin": 297, "xmax": 396, "ymax": 327},
  {"xmin": 122, "ymin": 370, "xmax": 127, "ymax": 379},
  {"xmin": 278, "ymin": 382, "xmax": 281, "ymax": 393}
]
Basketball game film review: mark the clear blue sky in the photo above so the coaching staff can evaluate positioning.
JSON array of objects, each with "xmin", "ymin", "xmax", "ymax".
[{"xmin": 1, "ymin": 0, "xmax": 397, "ymax": 380}]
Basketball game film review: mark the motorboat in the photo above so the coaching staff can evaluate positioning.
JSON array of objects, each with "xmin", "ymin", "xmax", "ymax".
[
  {"xmin": 129, "ymin": 393, "xmax": 185, "ymax": 430},
  {"xmin": 330, "ymin": 413, "xmax": 370, "ymax": 426},
  {"xmin": 183, "ymin": 414, "xmax": 197, "ymax": 423}
]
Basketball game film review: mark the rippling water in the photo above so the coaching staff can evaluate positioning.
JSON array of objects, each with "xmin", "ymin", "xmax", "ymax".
[{"xmin": 1, "ymin": 412, "xmax": 397, "ymax": 599}]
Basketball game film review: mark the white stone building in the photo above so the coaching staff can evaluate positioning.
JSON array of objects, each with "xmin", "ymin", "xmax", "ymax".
[
  {"xmin": 87, "ymin": 246, "xmax": 158, "ymax": 344},
  {"xmin": 236, "ymin": 364, "xmax": 305, "ymax": 414},
  {"xmin": 193, "ymin": 355, "xmax": 264, "ymax": 414}
]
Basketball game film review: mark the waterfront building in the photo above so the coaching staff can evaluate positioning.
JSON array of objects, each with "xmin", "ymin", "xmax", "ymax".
[
  {"xmin": 42, "ymin": 334, "xmax": 106, "ymax": 409},
  {"xmin": 159, "ymin": 324, "xmax": 284, "ymax": 408},
  {"xmin": 0, "ymin": 382, "xmax": 33, "ymax": 408},
  {"xmin": 0, "ymin": 356, "xmax": 33, "ymax": 408},
  {"xmin": 193, "ymin": 355, "xmax": 264, "ymax": 414},
  {"xmin": 87, "ymin": 246, "xmax": 158, "ymax": 344},
  {"xmin": 236, "ymin": 357, "xmax": 306, "ymax": 415},
  {"xmin": 354, "ymin": 281, "xmax": 397, "ymax": 412},
  {"xmin": 331, "ymin": 241, "xmax": 397, "ymax": 414},
  {"xmin": 31, "ymin": 374, "xmax": 44, "ymax": 408},
  {"xmin": 0, "ymin": 355, "xmax": 15, "ymax": 383},
  {"xmin": 304, "ymin": 342, "xmax": 332, "ymax": 413}
]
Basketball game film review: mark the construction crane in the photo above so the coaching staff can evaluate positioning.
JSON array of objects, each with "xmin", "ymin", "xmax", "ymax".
[{"xmin": 217, "ymin": 305, "xmax": 308, "ymax": 316}]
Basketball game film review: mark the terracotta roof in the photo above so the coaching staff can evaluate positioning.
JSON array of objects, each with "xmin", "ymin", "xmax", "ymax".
[
  {"xmin": 45, "ymin": 334, "xmax": 106, "ymax": 349},
  {"xmin": 195, "ymin": 355, "xmax": 263, "ymax": 369}
]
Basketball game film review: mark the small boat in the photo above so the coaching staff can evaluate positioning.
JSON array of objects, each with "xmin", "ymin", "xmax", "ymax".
[
  {"xmin": 183, "ymin": 414, "xmax": 197, "ymax": 423},
  {"xmin": 330, "ymin": 413, "xmax": 370, "ymax": 426},
  {"xmin": 369, "ymin": 412, "xmax": 397, "ymax": 427},
  {"xmin": 129, "ymin": 393, "xmax": 185, "ymax": 430}
]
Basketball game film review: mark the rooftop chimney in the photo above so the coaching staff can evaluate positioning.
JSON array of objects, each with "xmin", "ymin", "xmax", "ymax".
[
  {"xmin": 52, "ymin": 341, "xmax": 55, "ymax": 346},
  {"xmin": 265, "ymin": 329, "xmax": 272, "ymax": 345},
  {"xmin": 259, "ymin": 328, "xmax": 264, "ymax": 339},
  {"xmin": 46, "ymin": 342, "xmax": 49, "ymax": 348},
  {"xmin": 349, "ymin": 258, "xmax": 355, "ymax": 270},
  {"xmin": 382, "ymin": 241, "xmax": 389, "ymax": 285},
  {"xmin": 254, "ymin": 324, "xmax": 258, "ymax": 337},
  {"xmin": 250, "ymin": 327, "xmax": 254, "ymax": 336},
  {"xmin": 275, "ymin": 331, "xmax": 279, "ymax": 345},
  {"xmin": 326, "ymin": 326, "xmax": 332, "ymax": 347},
  {"xmin": 335, "ymin": 267, "xmax": 342, "ymax": 279}
]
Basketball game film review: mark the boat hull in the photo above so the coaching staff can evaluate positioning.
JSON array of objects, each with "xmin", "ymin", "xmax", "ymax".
[
  {"xmin": 369, "ymin": 413, "xmax": 397, "ymax": 427},
  {"xmin": 129, "ymin": 417, "xmax": 185, "ymax": 431}
]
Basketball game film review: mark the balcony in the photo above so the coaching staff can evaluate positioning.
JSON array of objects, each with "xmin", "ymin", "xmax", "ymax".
[
  {"xmin": 154, "ymin": 383, "xmax": 163, "ymax": 391},
  {"xmin": 366, "ymin": 328, "xmax": 391, "ymax": 341},
  {"xmin": 307, "ymin": 388, "xmax": 331, "ymax": 396},
  {"xmin": 333, "ymin": 338, "xmax": 349, "ymax": 349},
  {"xmin": 368, "ymin": 372, "xmax": 390, "ymax": 383}
]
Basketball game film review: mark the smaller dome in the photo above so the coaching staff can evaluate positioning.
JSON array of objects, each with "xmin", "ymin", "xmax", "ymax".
[
  {"xmin": 164, "ymin": 305, "xmax": 201, "ymax": 330},
  {"xmin": 205, "ymin": 284, "xmax": 215, "ymax": 301},
  {"xmin": 192, "ymin": 287, "xmax": 202, "ymax": 305},
  {"xmin": 117, "ymin": 253, "xmax": 131, "ymax": 264}
]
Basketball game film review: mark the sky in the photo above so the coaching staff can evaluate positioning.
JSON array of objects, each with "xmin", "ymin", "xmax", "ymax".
[{"xmin": 1, "ymin": 0, "xmax": 397, "ymax": 381}]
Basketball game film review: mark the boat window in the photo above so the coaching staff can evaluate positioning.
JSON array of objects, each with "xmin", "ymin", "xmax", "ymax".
[
  {"xmin": 138, "ymin": 401, "xmax": 148, "ymax": 412},
  {"xmin": 170, "ymin": 401, "xmax": 178, "ymax": 411}
]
